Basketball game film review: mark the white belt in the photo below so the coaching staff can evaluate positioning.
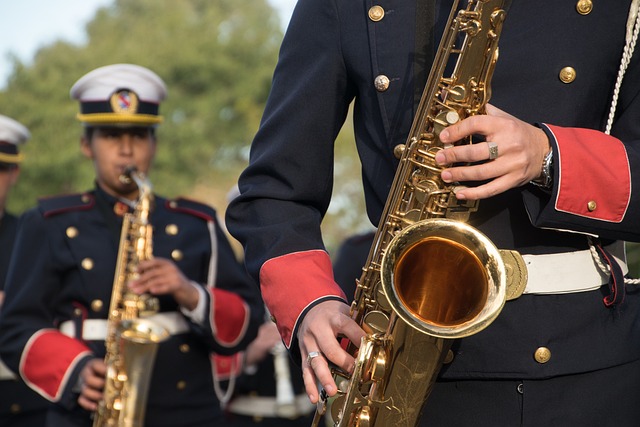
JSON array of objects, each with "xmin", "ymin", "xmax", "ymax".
[
  {"xmin": 522, "ymin": 241, "xmax": 627, "ymax": 295},
  {"xmin": 59, "ymin": 312, "xmax": 190, "ymax": 341},
  {"xmin": 228, "ymin": 394, "xmax": 314, "ymax": 419},
  {"xmin": 0, "ymin": 357, "xmax": 17, "ymax": 380}
]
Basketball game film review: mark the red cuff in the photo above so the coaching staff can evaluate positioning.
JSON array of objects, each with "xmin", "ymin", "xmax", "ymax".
[
  {"xmin": 212, "ymin": 352, "xmax": 243, "ymax": 380},
  {"xmin": 547, "ymin": 124, "xmax": 630, "ymax": 223},
  {"xmin": 259, "ymin": 250, "xmax": 347, "ymax": 348},
  {"xmin": 20, "ymin": 330, "xmax": 92, "ymax": 401},
  {"xmin": 210, "ymin": 288, "xmax": 250, "ymax": 348}
]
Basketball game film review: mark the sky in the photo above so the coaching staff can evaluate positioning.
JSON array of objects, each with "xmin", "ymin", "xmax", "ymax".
[{"xmin": 0, "ymin": 0, "xmax": 298, "ymax": 88}]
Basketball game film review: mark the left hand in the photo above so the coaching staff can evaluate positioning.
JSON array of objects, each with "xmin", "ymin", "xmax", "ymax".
[
  {"xmin": 435, "ymin": 104, "xmax": 551, "ymax": 201},
  {"xmin": 128, "ymin": 258, "xmax": 200, "ymax": 310}
]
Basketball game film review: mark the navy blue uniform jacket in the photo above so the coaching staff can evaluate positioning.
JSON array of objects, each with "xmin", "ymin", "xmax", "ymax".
[
  {"xmin": 226, "ymin": 0, "xmax": 640, "ymax": 381},
  {"xmin": 1, "ymin": 211, "xmax": 50, "ymax": 426},
  {"xmin": 0, "ymin": 188, "xmax": 263, "ymax": 426}
]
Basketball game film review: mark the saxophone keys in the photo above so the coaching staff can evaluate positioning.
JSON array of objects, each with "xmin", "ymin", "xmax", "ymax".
[
  {"xmin": 393, "ymin": 144, "xmax": 405, "ymax": 159},
  {"xmin": 363, "ymin": 310, "xmax": 390, "ymax": 335}
]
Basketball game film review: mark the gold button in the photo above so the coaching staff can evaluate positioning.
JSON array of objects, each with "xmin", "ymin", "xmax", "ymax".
[
  {"xmin": 81, "ymin": 258, "xmax": 94, "ymax": 271},
  {"xmin": 171, "ymin": 249, "xmax": 183, "ymax": 261},
  {"xmin": 169, "ymin": 201, "xmax": 178, "ymax": 209},
  {"xmin": 559, "ymin": 67, "xmax": 576, "ymax": 84},
  {"xmin": 165, "ymin": 224, "xmax": 179, "ymax": 236},
  {"xmin": 91, "ymin": 300, "xmax": 103, "ymax": 312},
  {"xmin": 393, "ymin": 144, "xmax": 405, "ymax": 159},
  {"xmin": 576, "ymin": 0, "xmax": 593, "ymax": 15},
  {"xmin": 179, "ymin": 344, "xmax": 190, "ymax": 353},
  {"xmin": 66, "ymin": 226, "xmax": 79, "ymax": 238},
  {"xmin": 534, "ymin": 347, "xmax": 551, "ymax": 364},
  {"xmin": 443, "ymin": 349, "xmax": 454, "ymax": 364},
  {"xmin": 587, "ymin": 200, "xmax": 597, "ymax": 211},
  {"xmin": 176, "ymin": 380, "xmax": 187, "ymax": 390},
  {"xmin": 81, "ymin": 194, "xmax": 91, "ymax": 204},
  {"xmin": 10, "ymin": 403, "xmax": 21, "ymax": 414},
  {"xmin": 74, "ymin": 308, "xmax": 83, "ymax": 316},
  {"xmin": 368, "ymin": 5, "xmax": 385, "ymax": 22},
  {"xmin": 374, "ymin": 75, "xmax": 390, "ymax": 92}
]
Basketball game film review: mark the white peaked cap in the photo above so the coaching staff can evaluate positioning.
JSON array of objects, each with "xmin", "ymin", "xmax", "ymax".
[
  {"xmin": 0, "ymin": 114, "xmax": 30, "ymax": 145},
  {"xmin": 0, "ymin": 114, "xmax": 30, "ymax": 164},
  {"xmin": 70, "ymin": 64, "xmax": 167, "ymax": 126}
]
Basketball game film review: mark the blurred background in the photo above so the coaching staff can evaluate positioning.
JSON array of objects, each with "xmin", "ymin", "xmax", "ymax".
[
  {"xmin": 0, "ymin": 0, "xmax": 371, "ymax": 257},
  {"xmin": 1, "ymin": 0, "xmax": 638, "ymax": 273}
]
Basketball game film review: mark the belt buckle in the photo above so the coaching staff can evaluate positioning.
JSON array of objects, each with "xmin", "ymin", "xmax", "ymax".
[{"xmin": 500, "ymin": 249, "xmax": 527, "ymax": 301}]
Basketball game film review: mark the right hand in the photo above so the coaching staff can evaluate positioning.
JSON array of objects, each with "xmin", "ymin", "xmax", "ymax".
[
  {"xmin": 298, "ymin": 299, "xmax": 366, "ymax": 403},
  {"xmin": 77, "ymin": 358, "xmax": 106, "ymax": 411}
]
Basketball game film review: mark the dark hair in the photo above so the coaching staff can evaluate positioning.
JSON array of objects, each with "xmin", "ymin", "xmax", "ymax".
[
  {"xmin": 84, "ymin": 126, "xmax": 156, "ymax": 140},
  {"xmin": 0, "ymin": 162, "xmax": 18, "ymax": 172}
]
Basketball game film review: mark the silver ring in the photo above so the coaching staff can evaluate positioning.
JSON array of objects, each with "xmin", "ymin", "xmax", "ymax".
[
  {"xmin": 306, "ymin": 351, "xmax": 322, "ymax": 366},
  {"xmin": 488, "ymin": 142, "xmax": 498, "ymax": 160}
]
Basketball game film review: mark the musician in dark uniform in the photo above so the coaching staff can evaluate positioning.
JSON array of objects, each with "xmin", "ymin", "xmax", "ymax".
[
  {"xmin": 223, "ymin": 187, "xmax": 315, "ymax": 427},
  {"xmin": 0, "ymin": 114, "xmax": 51, "ymax": 426},
  {"xmin": 223, "ymin": 318, "xmax": 315, "ymax": 426},
  {"xmin": 0, "ymin": 64, "xmax": 263, "ymax": 427},
  {"xmin": 227, "ymin": 0, "xmax": 640, "ymax": 425}
]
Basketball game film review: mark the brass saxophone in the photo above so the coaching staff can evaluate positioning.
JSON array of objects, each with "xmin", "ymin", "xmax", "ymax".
[
  {"xmin": 314, "ymin": 1, "xmax": 526, "ymax": 426},
  {"xmin": 93, "ymin": 167, "xmax": 169, "ymax": 427}
]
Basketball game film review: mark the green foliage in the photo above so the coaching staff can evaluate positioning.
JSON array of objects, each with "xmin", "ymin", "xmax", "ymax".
[{"xmin": 0, "ymin": 0, "xmax": 283, "ymax": 213}]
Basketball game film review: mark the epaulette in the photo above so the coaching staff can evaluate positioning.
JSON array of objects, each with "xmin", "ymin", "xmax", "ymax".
[
  {"xmin": 38, "ymin": 193, "xmax": 95, "ymax": 218},
  {"xmin": 165, "ymin": 197, "xmax": 217, "ymax": 222}
]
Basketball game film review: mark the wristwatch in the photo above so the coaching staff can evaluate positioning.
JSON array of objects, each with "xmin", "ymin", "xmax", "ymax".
[{"xmin": 530, "ymin": 149, "xmax": 553, "ymax": 189}]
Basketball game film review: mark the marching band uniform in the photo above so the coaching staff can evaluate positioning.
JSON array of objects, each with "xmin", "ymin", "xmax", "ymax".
[
  {"xmin": 224, "ymin": 335, "xmax": 315, "ymax": 426},
  {"xmin": 0, "ymin": 115, "xmax": 50, "ymax": 426},
  {"xmin": 227, "ymin": 0, "xmax": 640, "ymax": 425},
  {"xmin": 0, "ymin": 64, "xmax": 263, "ymax": 426}
]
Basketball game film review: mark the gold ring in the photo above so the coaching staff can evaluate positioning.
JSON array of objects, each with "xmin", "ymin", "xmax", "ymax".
[
  {"xmin": 306, "ymin": 351, "xmax": 322, "ymax": 366},
  {"xmin": 488, "ymin": 142, "xmax": 498, "ymax": 160}
]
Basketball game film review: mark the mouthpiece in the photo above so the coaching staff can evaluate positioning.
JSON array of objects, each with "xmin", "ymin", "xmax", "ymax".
[{"xmin": 119, "ymin": 166, "xmax": 138, "ymax": 184}]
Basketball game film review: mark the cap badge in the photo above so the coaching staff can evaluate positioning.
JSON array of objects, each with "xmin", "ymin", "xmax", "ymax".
[{"xmin": 110, "ymin": 89, "xmax": 139, "ymax": 114}]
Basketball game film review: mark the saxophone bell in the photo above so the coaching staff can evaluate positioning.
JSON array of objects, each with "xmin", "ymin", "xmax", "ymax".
[{"xmin": 381, "ymin": 218, "xmax": 506, "ymax": 339}]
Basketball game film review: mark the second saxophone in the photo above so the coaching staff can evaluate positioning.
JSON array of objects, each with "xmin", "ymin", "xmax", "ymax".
[{"xmin": 93, "ymin": 167, "xmax": 169, "ymax": 427}]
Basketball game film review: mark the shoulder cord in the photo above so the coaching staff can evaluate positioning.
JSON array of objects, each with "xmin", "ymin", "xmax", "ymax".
[
  {"xmin": 204, "ymin": 218, "xmax": 237, "ymax": 407},
  {"xmin": 589, "ymin": 0, "xmax": 640, "ymax": 285}
]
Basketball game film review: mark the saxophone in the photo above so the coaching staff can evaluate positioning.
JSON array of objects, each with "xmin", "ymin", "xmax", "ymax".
[
  {"xmin": 314, "ymin": 1, "xmax": 526, "ymax": 426},
  {"xmin": 93, "ymin": 167, "xmax": 170, "ymax": 427}
]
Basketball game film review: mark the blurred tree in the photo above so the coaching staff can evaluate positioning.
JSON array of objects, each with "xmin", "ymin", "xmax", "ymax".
[
  {"xmin": 0, "ymin": 0, "xmax": 282, "ymax": 212},
  {"xmin": 0, "ymin": 0, "xmax": 370, "ymax": 254}
]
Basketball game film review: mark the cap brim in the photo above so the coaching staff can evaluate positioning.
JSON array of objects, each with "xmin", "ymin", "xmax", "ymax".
[
  {"xmin": 0, "ymin": 152, "xmax": 24, "ymax": 164},
  {"xmin": 76, "ymin": 113, "xmax": 163, "ymax": 126}
]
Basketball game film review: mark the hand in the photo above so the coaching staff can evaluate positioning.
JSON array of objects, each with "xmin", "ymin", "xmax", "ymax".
[
  {"xmin": 244, "ymin": 321, "xmax": 284, "ymax": 366},
  {"xmin": 129, "ymin": 258, "xmax": 200, "ymax": 310},
  {"xmin": 77, "ymin": 358, "xmax": 106, "ymax": 411},
  {"xmin": 298, "ymin": 300, "xmax": 366, "ymax": 403},
  {"xmin": 435, "ymin": 104, "xmax": 551, "ymax": 200}
]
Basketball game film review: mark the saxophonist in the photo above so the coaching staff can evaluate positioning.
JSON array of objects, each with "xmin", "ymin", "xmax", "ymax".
[
  {"xmin": 0, "ymin": 64, "xmax": 263, "ymax": 427},
  {"xmin": 227, "ymin": 1, "xmax": 640, "ymax": 426}
]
